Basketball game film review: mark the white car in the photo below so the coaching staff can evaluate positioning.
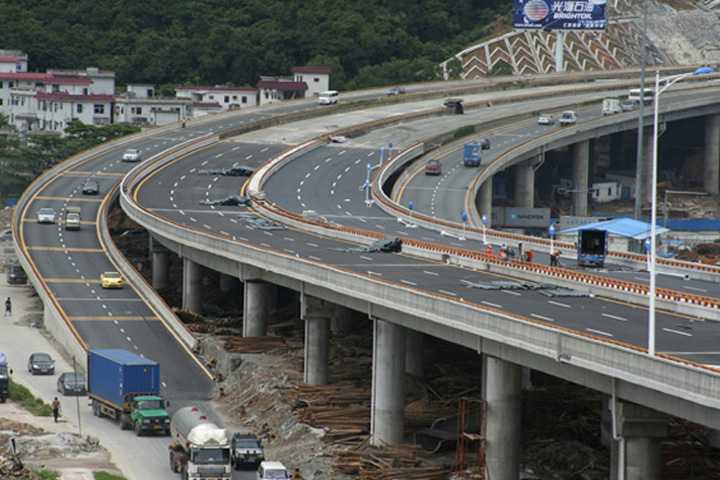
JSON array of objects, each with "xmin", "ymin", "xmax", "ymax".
[
  {"xmin": 537, "ymin": 114, "xmax": 555, "ymax": 125},
  {"xmin": 257, "ymin": 461, "xmax": 290, "ymax": 480},
  {"xmin": 122, "ymin": 148, "xmax": 141, "ymax": 162},
  {"xmin": 37, "ymin": 208, "xmax": 56, "ymax": 224}
]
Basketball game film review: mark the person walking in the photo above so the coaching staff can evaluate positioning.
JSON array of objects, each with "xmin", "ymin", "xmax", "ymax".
[
  {"xmin": 4, "ymin": 297, "xmax": 11, "ymax": 316},
  {"xmin": 52, "ymin": 397, "xmax": 61, "ymax": 422}
]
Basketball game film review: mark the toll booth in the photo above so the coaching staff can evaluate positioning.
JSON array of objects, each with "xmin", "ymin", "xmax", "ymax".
[{"xmin": 444, "ymin": 98, "xmax": 464, "ymax": 115}]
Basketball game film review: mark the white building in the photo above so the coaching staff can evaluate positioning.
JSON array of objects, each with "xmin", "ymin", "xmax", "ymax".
[
  {"xmin": 175, "ymin": 86, "xmax": 258, "ymax": 114},
  {"xmin": 590, "ymin": 178, "xmax": 623, "ymax": 203},
  {"xmin": 292, "ymin": 66, "xmax": 331, "ymax": 97},
  {"xmin": 256, "ymin": 77, "xmax": 308, "ymax": 106},
  {"xmin": 0, "ymin": 50, "xmax": 28, "ymax": 73},
  {"xmin": 46, "ymin": 67, "xmax": 115, "ymax": 95}
]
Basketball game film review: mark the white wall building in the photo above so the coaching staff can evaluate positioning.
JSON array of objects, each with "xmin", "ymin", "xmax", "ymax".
[
  {"xmin": 175, "ymin": 86, "xmax": 258, "ymax": 113},
  {"xmin": 292, "ymin": 66, "xmax": 331, "ymax": 97},
  {"xmin": 46, "ymin": 67, "xmax": 115, "ymax": 95},
  {"xmin": 591, "ymin": 178, "xmax": 623, "ymax": 203},
  {"xmin": 0, "ymin": 50, "xmax": 28, "ymax": 73},
  {"xmin": 256, "ymin": 78, "xmax": 308, "ymax": 106}
]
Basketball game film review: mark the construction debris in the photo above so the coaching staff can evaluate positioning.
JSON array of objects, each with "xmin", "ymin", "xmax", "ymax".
[
  {"xmin": 198, "ymin": 166, "xmax": 255, "ymax": 176},
  {"xmin": 329, "ymin": 237, "xmax": 402, "ymax": 253},
  {"xmin": 200, "ymin": 196, "xmax": 251, "ymax": 206}
]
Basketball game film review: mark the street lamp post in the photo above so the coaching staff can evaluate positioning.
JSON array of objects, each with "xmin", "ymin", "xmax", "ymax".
[{"xmin": 648, "ymin": 66, "xmax": 713, "ymax": 355}]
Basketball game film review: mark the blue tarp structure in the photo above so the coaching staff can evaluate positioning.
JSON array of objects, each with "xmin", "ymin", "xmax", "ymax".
[{"xmin": 557, "ymin": 217, "xmax": 670, "ymax": 240}]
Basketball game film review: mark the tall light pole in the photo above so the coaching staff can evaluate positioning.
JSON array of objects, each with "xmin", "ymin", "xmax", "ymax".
[
  {"xmin": 648, "ymin": 66, "xmax": 713, "ymax": 355},
  {"xmin": 633, "ymin": 0, "xmax": 648, "ymax": 221}
]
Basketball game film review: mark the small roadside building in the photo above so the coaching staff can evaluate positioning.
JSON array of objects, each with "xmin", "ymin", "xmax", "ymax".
[
  {"xmin": 256, "ymin": 77, "xmax": 308, "ymax": 106},
  {"xmin": 557, "ymin": 217, "xmax": 671, "ymax": 254},
  {"xmin": 291, "ymin": 66, "xmax": 331, "ymax": 97},
  {"xmin": 174, "ymin": 86, "xmax": 258, "ymax": 112}
]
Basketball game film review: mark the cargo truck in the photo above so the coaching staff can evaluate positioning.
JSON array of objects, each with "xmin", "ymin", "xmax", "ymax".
[
  {"xmin": 169, "ymin": 406, "xmax": 232, "ymax": 480},
  {"xmin": 65, "ymin": 206, "xmax": 81, "ymax": 230},
  {"xmin": 463, "ymin": 142, "xmax": 481, "ymax": 167},
  {"xmin": 0, "ymin": 353, "xmax": 12, "ymax": 403},
  {"xmin": 87, "ymin": 349, "xmax": 171, "ymax": 435},
  {"xmin": 577, "ymin": 229, "xmax": 608, "ymax": 267}
]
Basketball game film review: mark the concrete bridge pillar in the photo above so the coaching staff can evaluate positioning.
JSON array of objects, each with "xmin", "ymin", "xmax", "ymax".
[
  {"xmin": 405, "ymin": 330, "xmax": 424, "ymax": 377},
  {"xmin": 151, "ymin": 243, "xmax": 170, "ymax": 290},
  {"xmin": 514, "ymin": 163, "xmax": 534, "ymax": 208},
  {"xmin": 243, "ymin": 280, "xmax": 269, "ymax": 337},
  {"xmin": 483, "ymin": 355, "xmax": 521, "ymax": 480},
  {"xmin": 641, "ymin": 132, "xmax": 654, "ymax": 206},
  {"xmin": 478, "ymin": 179, "xmax": 492, "ymax": 228},
  {"xmin": 331, "ymin": 305, "xmax": 354, "ymax": 335},
  {"xmin": 608, "ymin": 402, "xmax": 669, "ymax": 480},
  {"xmin": 572, "ymin": 140, "xmax": 589, "ymax": 216},
  {"xmin": 704, "ymin": 113, "xmax": 720, "ymax": 194},
  {"xmin": 181, "ymin": 258, "xmax": 203, "ymax": 314},
  {"xmin": 371, "ymin": 318, "xmax": 406, "ymax": 446},
  {"xmin": 303, "ymin": 296, "xmax": 333, "ymax": 385}
]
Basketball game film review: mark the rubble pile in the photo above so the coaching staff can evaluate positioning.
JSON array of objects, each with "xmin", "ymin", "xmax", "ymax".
[{"xmin": 0, "ymin": 452, "xmax": 35, "ymax": 480}]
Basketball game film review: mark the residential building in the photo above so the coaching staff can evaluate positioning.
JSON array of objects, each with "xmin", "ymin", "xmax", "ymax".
[
  {"xmin": 0, "ymin": 50, "xmax": 28, "ymax": 73},
  {"xmin": 292, "ymin": 66, "xmax": 331, "ymax": 97},
  {"xmin": 256, "ymin": 77, "xmax": 308, "ymax": 106},
  {"xmin": 175, "ymin": 86, "xmax": 258, "ymax": 115}
]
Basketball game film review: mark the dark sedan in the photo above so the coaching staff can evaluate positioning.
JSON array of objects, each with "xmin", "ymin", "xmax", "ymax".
[
  {"xmin": 480, "ymin": 138, "xmax": 491, "ymax": 150},
  {"xmin": 28, "ymin": 353, "xmax": 55, "ymax": 375},
  {"xmin": 6, "ymin": 265, "xmax": 27, "ymax": 285},
  {"xmin": 57, "ymin": 372, "xmax": 87, "ymax": 396},
  {"xmin": 82, "ymin": 180, "xmax": 100, "ymax": 195}
]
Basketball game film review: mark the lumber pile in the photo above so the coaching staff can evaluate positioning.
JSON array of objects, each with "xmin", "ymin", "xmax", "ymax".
[
  {"xmin": 0, "ymin": 453, "xmax": 36, "ymax": 479},
  {"xmin": 333, "ymin": 445, "xmax": 451, "ymax": 479},
  {"xmin": 220, "ymin": 335, "xmax": 287, "ymax": 353},
  {"xmin": 284, "ymin": 383, "xmax": 371, "ymax": 446}
]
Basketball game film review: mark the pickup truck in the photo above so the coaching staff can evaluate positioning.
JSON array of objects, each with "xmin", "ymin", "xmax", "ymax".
[{"xmin": 559, "ymin": 110, "xmax": 577, "ymax": 126}]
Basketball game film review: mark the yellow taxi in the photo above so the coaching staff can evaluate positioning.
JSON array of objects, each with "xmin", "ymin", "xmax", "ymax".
[{"xmin": 100, "ymin": 271, "xmax": 123, "ymax": 289}]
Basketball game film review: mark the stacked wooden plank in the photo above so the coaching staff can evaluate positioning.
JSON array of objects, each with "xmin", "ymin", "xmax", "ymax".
[
  {"xmin": 220, "ymin": 335, "xmax": 286, "ymax": 353},
  {"xmin": 334, "ymin": 445, "xmax": 451, "ymax": 479}
]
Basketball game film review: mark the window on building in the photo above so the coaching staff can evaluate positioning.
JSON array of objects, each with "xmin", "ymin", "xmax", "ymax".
[
  {"xmin": 224, "ymin": 95, "xmax": 229, "ymax": 103},
  {"xmin": 242, "ymin": 96, "xmax": 247, "ymax": 104},
  {"xmin": 94, "ymin": 104, "xmax": 105, "ymax": 114},
  {"xmin": 607, "ymin": 188, "xmax": 612, "ymax": 196},
  {"xmin": 8, "ymin": 82, "xmax": 13, "ymax": 88},
  {"xmin": 0, "ymin": 81, "xmax": 3, "ymax": 88},
  {"xmin": 209, "ymin": 95, "xmax": 214, "ymax": 100},
  {"xmin": 136, "ymin": 107, "xmax": 142, "ymax": 115},
  {"xmin": 0, "ymin": 99, "xmax": 3, "ymax": 106},
  {"xmin": 313, "ymin": 78, "xmax": 320, "ymax": 82},
  {"xmin": 233, "ymin": 95, "xmax": 237, "ymax": 100},
  {"xmin": 77, "ymin": 104, "xmax": 83, "ymax": 113},
  {"xmin": 83, "ymin": 88, "xmax": 88, "ymax": 95}
]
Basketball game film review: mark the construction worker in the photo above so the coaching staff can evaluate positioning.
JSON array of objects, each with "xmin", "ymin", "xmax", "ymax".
[{"xmin": 292, "ymin": 468, "xmax": 303, "ymax": 479}]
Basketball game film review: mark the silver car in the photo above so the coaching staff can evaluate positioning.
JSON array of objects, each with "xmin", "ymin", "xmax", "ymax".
[
  {"xmin": 37, "ymin": 208, "xmax": 56, "ymax": 224},
  {"xmin": 122, "ymin": 148, "xmax": 141, "ymax": 162}
]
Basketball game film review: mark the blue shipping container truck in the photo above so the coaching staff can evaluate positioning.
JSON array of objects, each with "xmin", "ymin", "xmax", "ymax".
[
  {"xmin": 463, "ymin": 142, "xmax": 481, "ymax": 166},
  {"xmin": 87, "ymin": 349, "xmax": 170, "ymax": 434},
  {"xmin": 577, "ymin": 229, "xmax": 608, "ymax": 267}
]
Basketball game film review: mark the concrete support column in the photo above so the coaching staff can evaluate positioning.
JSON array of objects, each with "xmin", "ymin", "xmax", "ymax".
[
  {"xmin": 219, "ymin": 273, "xmax": 239, "ymax": 293},
  {"xmin": 514, "ymin": 163, "xmax": 534, "ymax": 208},
  {"xmin": 331, "ymin": 305, "xmax": 354, "ymax": 335},
  {"xmin": 303, "ymin": 296, "xmax": 333, "ymax": 385},
  {"xmin": 152, "ymin": 246, "xmax": 170, "ymax": 290},
  {"xmin": 641, "ymin": 132, "xmax": 654, "ymax": 205},
  {"xmin": 704, "ymin": 114, "xmax": 720, "ymax": 194},
  {"xmin": 609, "ymin": 402, "xmax": 669, "ymax": 480},
  {"xmin": 572, "ymin": 140, "xmax": 589, "ymax": 216},
  {"xmin": 371, "ymin": 318, "xmax": 405, "ymax": 446},
  {"xmin": 244, "ymin": 280, "xmax": 269, "ymax": 337},
  {"xmin": 478, "ymin": 179, "xmax": 493, "ymax": 228},
  {"xmin": 483, "ymin": 355, "xmax": 521, "ymax": 480},
  {"xmin": 181, "ymin": 258, "xmax": 203, "ymax": 314},
  {"xmin": 405, "ymin": 330, "xmax": 424, "ymax": 377}
]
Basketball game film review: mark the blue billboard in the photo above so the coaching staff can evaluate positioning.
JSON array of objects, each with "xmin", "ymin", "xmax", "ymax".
[{"xmin": 513, "ymin": 0, "xmax": 607, "ymax": 31}]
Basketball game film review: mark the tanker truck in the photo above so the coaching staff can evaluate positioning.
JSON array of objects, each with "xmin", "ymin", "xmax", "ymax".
[{"xmin": 169, "ymin": 406, "xmax": 232, "ymax": 480}]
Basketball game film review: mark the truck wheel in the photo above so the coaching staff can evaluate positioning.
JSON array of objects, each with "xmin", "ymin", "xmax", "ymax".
[
  {"xmin": 0, "ymin": 396, "xmax": 5, "ymax": 404},
  {"xmin": 169, "ymin": 452, "xmax": 177, "ymax": 473},
  {"xmin": 134, "ymin": 421, "xmax": 142, "ymax": 436},
  {"xmin": 92, "ymin": 401, "xmax": 100, "ymax": 417},
  {"xmin": 120, "ymin": 413, "xmax": 130, "ymax": 430}
]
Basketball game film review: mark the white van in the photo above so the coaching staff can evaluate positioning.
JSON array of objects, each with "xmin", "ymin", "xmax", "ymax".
[{"xmin": 318, "ymin": 90, "xmax": 338, "ymax": 105}]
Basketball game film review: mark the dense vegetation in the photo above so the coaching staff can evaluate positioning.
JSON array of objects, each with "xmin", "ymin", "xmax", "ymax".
[{"xmin": 0, "ymin": 0, "xmax": 508, "ymax": 91}]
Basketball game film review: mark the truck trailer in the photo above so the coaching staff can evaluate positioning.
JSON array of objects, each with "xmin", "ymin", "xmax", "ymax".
[
  {"xmin": 87, "ymin": 349, "xmax": 170, "ymax": 435},
  {"xmin": 0, "ymin": 353, "xmax": 12, "ymax": 403},
  {"xmin": 169, "ymin": 406, "xmax": 232, "ymax": 480},
  {"xmin": 462, "ymin": 142, "xmax": 481, "ymax": 167},
  {"xmin": 577, "ymin": 229, "xmax": 608, "ymax": 267}
]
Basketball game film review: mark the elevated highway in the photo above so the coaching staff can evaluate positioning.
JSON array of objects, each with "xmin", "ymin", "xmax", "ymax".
[{"xmin": 14, "ymin": 76, "xmax": 720, "ymax": 479}]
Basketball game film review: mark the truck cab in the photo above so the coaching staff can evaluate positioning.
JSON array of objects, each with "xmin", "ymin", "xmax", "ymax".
[
  {"xmin": 559, "ymin": 110, "xmax": 577, "ymax": 126},
  {"xmin": 130, "ymin": 395, "xmax": 171, "ymax": 435}
]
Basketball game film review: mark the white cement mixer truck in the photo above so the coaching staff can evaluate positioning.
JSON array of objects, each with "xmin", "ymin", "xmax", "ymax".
[{"xmin": 169, "ymin": 406, "xmax": 232, "ymax": 480}]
